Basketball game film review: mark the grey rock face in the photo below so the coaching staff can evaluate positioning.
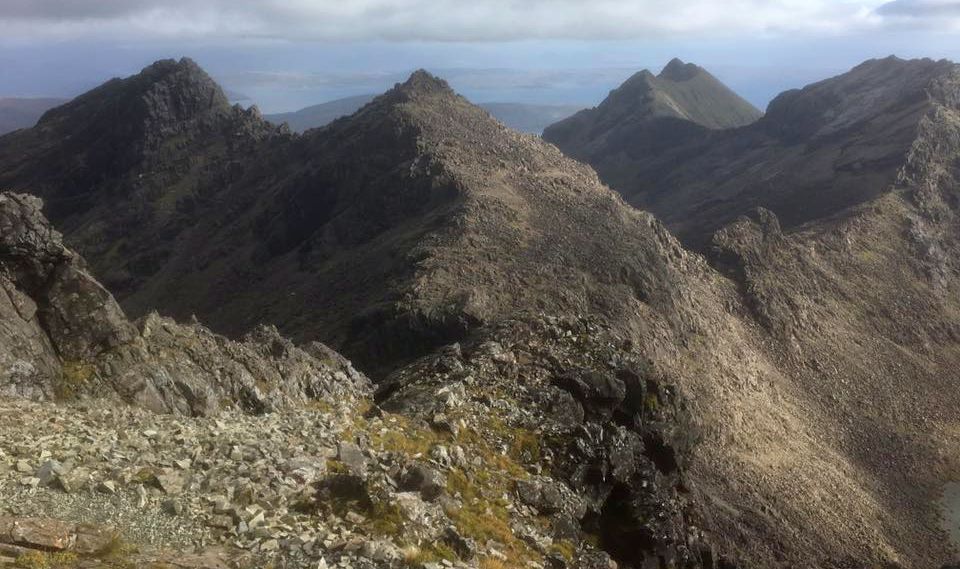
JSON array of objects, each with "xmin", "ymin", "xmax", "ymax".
[
  {"xmin": 0, "ymin": 192, "xmax": 134, "ymax": 399},
  {"xmin": 0, "ymin": 193, "xmax": 136, "ymax": 364}
]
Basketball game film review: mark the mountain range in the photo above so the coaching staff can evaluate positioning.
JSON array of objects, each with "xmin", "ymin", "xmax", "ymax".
[
  {"xmin": 1, "ymin": 55, "xmax": 960, "ymax": 569},
  {"xmin": 545, "ymin": 56, "xmax": 957, "ymax": 248}
]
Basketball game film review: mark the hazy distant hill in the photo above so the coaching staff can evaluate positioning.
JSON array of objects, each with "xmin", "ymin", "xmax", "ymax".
[
  {"xmin": 264, "ymin": 94, "xmax": 377, "ymax": 132},
  {"xmin": 266, "ymin": 95, "xmax": 583, "ymax": 134},
  {"xmin": 0, "ymin": 97, "xmax": 68, "ymax": 134},
  {"xmin": 477, "ymin": 102, "xmax": 584, "ymax": 134}
]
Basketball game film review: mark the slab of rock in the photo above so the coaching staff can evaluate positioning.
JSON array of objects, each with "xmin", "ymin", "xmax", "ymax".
[
  {"xmin": 516, "ymin": 477, "xmax": 565, "ymax": 515},
  {"xmin": 0, "ymin": 516, "xmax": 76, "ymax": 551}
]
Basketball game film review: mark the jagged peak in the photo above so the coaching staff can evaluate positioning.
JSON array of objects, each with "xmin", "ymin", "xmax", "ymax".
[
  {"xmin": 141, "ymin": 56, "xmax": 204, "ymax": 75},
  {"xmin": 139, "ymin": 57, "xmax": 227, "ymax": 99},
  {"xmin": 620, "ymin": 69, "xmax": 657, "ymax": 87},
  {"xmin": 602, "ymin": 70, "xmax": 657, "ymax": 103},
  {"xmin": 658, "ymin": 58, "xmax": 705, "ymax": 81},
  {"xmin": 395, "ymin": 69, "xmax": 455, "ymax": 99},
  {"xmin": 37, "ymin": 56, "xmax": 231, "ymax": 129}
]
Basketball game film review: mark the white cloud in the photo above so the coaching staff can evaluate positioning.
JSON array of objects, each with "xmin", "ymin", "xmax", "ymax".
[
  {"xmin": 874, "ymin": 0, "xmax": 960, "ymax": 29},
  {"xmin": 0, "ymin": 0, "xmax": 912, "ymax": 43}
]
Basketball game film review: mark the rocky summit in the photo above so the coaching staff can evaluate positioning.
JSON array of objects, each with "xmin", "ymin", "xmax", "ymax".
[{"xmin": 2, "ymin": 55, "xmax": 960, "ymax": 569}]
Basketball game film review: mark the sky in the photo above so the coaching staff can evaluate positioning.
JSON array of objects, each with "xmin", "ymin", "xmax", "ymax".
[{"xmin": 1, "ymin": 0, "xmax": 960, "ymax": 112}]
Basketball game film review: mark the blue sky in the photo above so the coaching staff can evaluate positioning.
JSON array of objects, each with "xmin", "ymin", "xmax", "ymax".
[{"xmin": 2, "ymin": 0, "xmax": 959, "ymax": 112}]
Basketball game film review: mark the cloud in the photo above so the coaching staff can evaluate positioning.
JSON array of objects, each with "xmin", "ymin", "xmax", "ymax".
[
  {"xmin": 0, "ymin": 0, "xmax": 900, "ymax": 43},
  {"xmin": 876, "ymin": 0, "xmax": 960, "ymax": 15},
  {"xmin": 874, "ymin": 0, "xmax": 960, "ymax": 27}
]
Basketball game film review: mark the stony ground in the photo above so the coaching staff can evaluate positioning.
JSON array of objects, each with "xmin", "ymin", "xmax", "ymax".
[
  {"xmin": 0, "ymin": 317, "xmax": 631, "ymax": 569},
  {"xmin": 0, "ymin": 397, "xmax": 368, "ymax": 568}
]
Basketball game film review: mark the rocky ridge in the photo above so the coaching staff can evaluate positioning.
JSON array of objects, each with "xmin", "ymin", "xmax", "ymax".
[
  {"xmin": 0, "ymin": 313, "xmax": 706, "ymax": 569},
  {"xmin": 0, "ymin": 67, "xmax": 704, "ymax": 375},
  {"xmin": 0, "ymin": 189, "xmax": 704, "ymax": 569}
]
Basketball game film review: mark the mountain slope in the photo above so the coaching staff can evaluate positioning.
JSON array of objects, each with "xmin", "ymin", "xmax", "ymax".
[
  {"xmin": 0, "ymin": 97, "xmax": 68, "ymax": 134},
  {"xmin": 0, "ymin": 64, "xmax": 686, "ymax": 372},
  {"xmin": 266, "ymin": 95, "xmax": 584, "ymax": 134},
  {"xmin": 113, "ymin": 70, "xmax": 696, "ymax": 373},
  {"xmin": 543, "ymin": 58, "xmax": 761, "ymax": 171}
]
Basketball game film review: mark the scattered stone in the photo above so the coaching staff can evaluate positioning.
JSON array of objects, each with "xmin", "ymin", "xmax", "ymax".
[
  {"xmin": 3, "ymin": 516, "xmax": 75, "ymax": 551},
  {"xmin": 153, "ymin": 469, "xmax": 186, "ymax": 495},
  {"xmin": 35, "ymin": 460, "xmax": 64, "ymax": 487}
]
